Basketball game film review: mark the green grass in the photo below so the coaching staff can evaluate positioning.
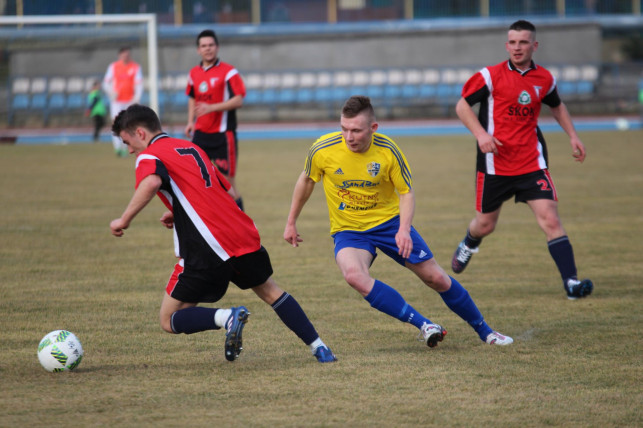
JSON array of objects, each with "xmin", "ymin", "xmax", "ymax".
[{"xmin": 0, "ymin": 130, "xmax": 641, "ymax": 427}]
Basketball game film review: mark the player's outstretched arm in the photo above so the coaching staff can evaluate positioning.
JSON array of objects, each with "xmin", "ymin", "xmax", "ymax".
[
  {"xmin": 110, "ymin": 174, "xmax": 162, "ymax": 237},
  {"xmin": 284, "ymin": 171, "xmax": 316, "ymax": 247}
]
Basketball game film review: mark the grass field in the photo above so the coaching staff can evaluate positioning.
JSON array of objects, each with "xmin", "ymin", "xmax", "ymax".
[{"xmin": 0, "ymin": 129, "xmax": 641, "ymax": 427}]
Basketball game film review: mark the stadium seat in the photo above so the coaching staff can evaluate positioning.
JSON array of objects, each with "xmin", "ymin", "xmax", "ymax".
[
  {"xmin": 262, "ymin": 88, "xmax": 279, "ymax": 104},
  {"xmin": 12, "ymin": 94, "xmax": 30, "ymax": 109},
  {"xmin": 66, "ymin": 93, "xmax": 85, "ymax": 109},
  {"xmin": 31, "ymin": 93, "xmax": 48, "ymax": 109},
  {"xmin": 171, "ymin": 90, "xmax": 188, "ymax": 107},
  {"xmin": 366, "ymin": 85, "xmax": 384, "ymax": 100},
  {"xmin": 244, "ymin": 89, "xmax": 261, "ymax": 104},
  {"xmin": 314, "ymin": 87, "xmax": 333, "ymax": 102},
  {"xmin": 296, "ymin": 87, "xmax": 314, "ymax": 104},
  {"xmin": 279, "ymin": 88, "xmax": 297, "ymax": 103},
  {"xmin": 577, "ymin": 81, "xmax": 594, "ymax": 95},
  {"xmin": 418, "ymin": 84, "xmax": 437, "ymax": 98},
  {"xmin": 48, "ymin": 93, "xmax": 66, "ymax": 109}
]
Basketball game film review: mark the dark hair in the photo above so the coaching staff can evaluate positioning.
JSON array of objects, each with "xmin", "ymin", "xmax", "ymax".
[
  {"xmin": 196, "ymin": 29, "xmax": 218, "ymax": 46},
  {"xmin": 118, "ymin": 46, "xmax": 131, "ymax": 54},
  {"xmin": 341, "ymin": 95, "xmax": 375, "ymax": 120},
  {"xmin": 509, "ymin": 20, "xmax": 536, "ymax": 33},
  {"xmin": 112, "ymin": 104, "xmax": 162, "ymax": 136}
]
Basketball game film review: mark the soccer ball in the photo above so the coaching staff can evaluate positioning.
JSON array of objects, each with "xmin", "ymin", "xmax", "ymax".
[{"xmin": 37, "ymin": 330, "xmax": 84, "ymax": 372}]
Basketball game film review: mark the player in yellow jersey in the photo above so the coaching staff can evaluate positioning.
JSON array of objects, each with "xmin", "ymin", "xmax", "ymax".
[{"xmin": 284, "ymin": 96, "xmax": 513, "ymax": 348}]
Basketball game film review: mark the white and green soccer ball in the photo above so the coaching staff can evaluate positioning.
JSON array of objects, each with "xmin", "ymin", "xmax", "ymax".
[{"xmin": 37, "ymin": 330, "xmax": 84, "ymax": 372}]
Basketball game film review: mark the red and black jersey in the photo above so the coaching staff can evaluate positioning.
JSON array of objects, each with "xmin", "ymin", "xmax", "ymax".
[
  {"xmin": 135, "ymin": 133, "xmax": 260, "ymax": 268},
  {"xmin": 186, "ymin": 59, "xmax": 246, "ymax": 134},
  {"xmin": 462, "ymin": 60, "xmax": 561, "ymax": 176}
]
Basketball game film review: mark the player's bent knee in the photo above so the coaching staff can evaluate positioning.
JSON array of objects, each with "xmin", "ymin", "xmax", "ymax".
[{"xmin": 159, "ymin": 317, "xmax": 175, "ymax": 334}]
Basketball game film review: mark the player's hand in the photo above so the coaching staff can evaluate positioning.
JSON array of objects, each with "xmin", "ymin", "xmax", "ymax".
[
  {"xmin": 160, "ymin": 211, "xmax": 174, "ymax": 229},
  {"xmin": 571, "ymin": 138, "xmax": 587, "ymax": 163},
  {"xmin": 110, "ymin": 218, "xmax": 128, "ymax": 237},
  {"xmin": 395, "ymin": 230, "xmax": 413, "ymax": 259},
  {"xmin": 194, "ymin": 103, "xmax": 213, "ymax": 118},
  {"xmin": 284, "ymin": 224, "xmax": 303, "ymax": 247},
  {"xmin": 184, "ymin": 123, "xmax": 194, "ymax": 138},
  {"xmin": 478, "ymin": 134, "xmax": 503, "ymax": 154}
]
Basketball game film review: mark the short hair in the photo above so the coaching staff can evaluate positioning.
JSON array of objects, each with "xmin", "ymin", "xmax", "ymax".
[
  {"xmin": 341, "ymin": 95, "xmax": 375, "ymax": 120},
  {"xmin": 196, "ymin": 29, "xmax": 218, "ymax": 46},
  {"xmin": 118, "ymin": 46, "xmax": 131, "ymax": 54},
  {"xmin": 509, "ymin": 20, "xmax": 536, "ymax": 33},
  {"xmin": 112, "ymin": 104, "xmax": 162, "ymax": 136}
]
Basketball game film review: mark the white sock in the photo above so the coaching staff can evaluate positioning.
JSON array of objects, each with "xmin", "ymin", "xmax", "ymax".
[
  {"xmin": 309, "ymin": 337, "xmax": 324, "ymax": 354},
  {"xmin": 214, "ymin": 308, "xmax": 232, "ymax": 328}
]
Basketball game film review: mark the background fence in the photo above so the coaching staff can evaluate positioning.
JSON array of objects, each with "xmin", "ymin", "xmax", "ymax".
[{"xmin": 3, "ymin": 0, "xmax": 643, "ymax": 25}]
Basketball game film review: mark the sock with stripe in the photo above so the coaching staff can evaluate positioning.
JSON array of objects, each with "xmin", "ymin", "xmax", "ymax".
[
  {"xmin": 547, "ymin": 235, "xmax": 577, "ymax": 284},
  {"xmin": 271, "ymin": 292, "xmax": 319, "ymax": 346},
  {"xmin": 365, "ymin": 279, "xmax": 431, "ymax": 329},
  {"xmin": 439, "ymin": 277, "xmax": 492, "ymax": 341},
  {"xmin": 170, "ymin": 307, "xmax": 220, "ymax": 334},
  {"xmin": 464, "ymin": 229, "xmax": 482, "ymax": 249}
]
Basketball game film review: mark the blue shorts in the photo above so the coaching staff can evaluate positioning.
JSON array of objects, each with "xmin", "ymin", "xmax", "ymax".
[{"xmin": 333, "ymin": 216, "xmax": 434, "ymax": 266}]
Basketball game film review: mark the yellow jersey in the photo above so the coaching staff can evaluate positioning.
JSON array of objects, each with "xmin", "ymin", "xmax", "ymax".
[{"xmin": 305, "ymin": 131, "xmax": 412, "ymax": 234}]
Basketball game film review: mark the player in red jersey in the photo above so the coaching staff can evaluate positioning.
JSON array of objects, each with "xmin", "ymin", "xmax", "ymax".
[
  {"xmin": 110, "ymin": 104, "xmax": 336, "ymax": 363},
  {"xmin": 451, "ymin": 20, "xmax": 593, "ymax": 300},
  {"xmin": 185, "ymin": 30, "xmax": 245, "ymax": 211}
]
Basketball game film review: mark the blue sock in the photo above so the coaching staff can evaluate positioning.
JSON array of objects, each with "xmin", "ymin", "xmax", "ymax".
[
  {"xmin": 548, "ymin": 236, "xmax": 577, "ymax": 284},
  {"xmin": 272, "ymin": 292, "xmax": 319, "ymax": 346},
  {"xmin": 439, "ymin": 277, "xmax": 492, "ymax": 341},
  {"xmin": 365, "ymin": 280, "xmax": 430, "ymax": 329},
  {"xmin": 170, "ymin": 307, "xmax": 219, "ymax": 334}
]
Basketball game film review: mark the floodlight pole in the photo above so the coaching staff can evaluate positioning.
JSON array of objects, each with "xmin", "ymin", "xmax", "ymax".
[{"xmin": 0, "ymin": 14, "xmax": 160, "ymax": 115}]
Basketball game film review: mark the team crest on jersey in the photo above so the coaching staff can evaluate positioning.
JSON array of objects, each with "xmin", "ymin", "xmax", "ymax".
[
  {"xmin": 533, "ymin": 85, "xmax": 542, "ymax": 98},
  {"xmin": 366, "ymin": 162, "xmax": 380, "ymax": 177},
  {"xmin": 198, "ymin": 81, "xmax": 209, "ymax": 93},
  {"xmin": 518, "ymin": 90, "xmax": 531, "ymax": 105}
]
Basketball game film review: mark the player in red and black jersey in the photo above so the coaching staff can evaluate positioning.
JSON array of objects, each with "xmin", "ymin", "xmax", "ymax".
[
  {"xmin": 451, "ymin": 20, "xmax": 593, "ymax": 300},
  {"xmin": 185, "ymin": 30, "xmax": 246, "ymax": 210},
  {"xmin": 110, "ymin": 104, "xmax": 337, "ymax": 363}
]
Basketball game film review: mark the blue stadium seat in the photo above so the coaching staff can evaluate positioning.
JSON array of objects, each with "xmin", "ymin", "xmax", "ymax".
[
  {"xmin": 31, "ymin": 93, "xmax": 48, "ymax": 109},
  {"xmin": 314, "ymin": 87, "xmax": 333, "ymax": 102},
  {"xmin": 558, "ymin": 81, "xmax": 576, "ymax": 95},
  {"xmin": 279, "ymin": 88, "xmax": 297, "ymax": 103},
  {"xmin": 418, "ymin": 84, "xmax": 437, "ymax": 98},
  {"xmin": 171, "ymin": 90, "xmax": 188, "ymax": 107},
  {"xmin": 577, "ymin": 81, "xmax": 594, "ymax": 95},
  {"xmin": 350, "ymin": 85, "xmax": 368, "ymax": 97},
  {"xmin": 296, "ymin": 88, "xmax": 314, "ymax": 103},
  {"xmin": 366, "ymin": 85, "xmax": 384, "ymax": 100},
  {"xmin": 244, "ymin": 89, "xmax": 262, "ymax": 104},
  {"xmin": 66, "ymin": 93, "xmax": 85, "ymax": 109},
  {"xmin": 401, "ymin": 84, "xmax": 418, "ymax": 98},
  {"xmin": 12, "ymin": 94, "xmax": 30, "ymax": 109},
  {"xmin": 262, "ymin": 88, "xmax": 279, "ymax": 104},
  {"xmin": 48, "ymin": 93, "xmax": 66, "ymax": 109},
  {"xmin": 384, "ymin": 85, "xmax": 402, "ymax": 99},
  {"xmin": 331, "ymin": 86, "xmax": 350, "ymax": 101}
]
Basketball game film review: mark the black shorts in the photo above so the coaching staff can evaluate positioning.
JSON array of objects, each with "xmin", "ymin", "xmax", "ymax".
[
  {"xmin": 192, "ymin": 130, "xmax": 238, "ymax": 177},
  {"xmin": 166, "ymin": 247, "xmax": 274, "ymax": 303},
  {"xmin": 475, "ymin": 169, "xmax": 558, "ymax": 213}
]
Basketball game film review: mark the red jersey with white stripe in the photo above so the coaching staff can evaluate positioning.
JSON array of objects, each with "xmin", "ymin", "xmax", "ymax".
[
  {"xmin": 462, "ymin": 60, "xmax": 562, "ymax": 176},
  {"xmin": 186, "ymin": 59, "xmax": 246, "ymax": 134},
  {"xmin": 135, "ymin": 133, "xmax": 260, "ymax": 268}
]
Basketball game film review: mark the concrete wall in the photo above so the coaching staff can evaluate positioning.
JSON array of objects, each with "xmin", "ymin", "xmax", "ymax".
[{"xmin": 9, "ymin": 21, "xmax": 602, "ymax": 78}]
